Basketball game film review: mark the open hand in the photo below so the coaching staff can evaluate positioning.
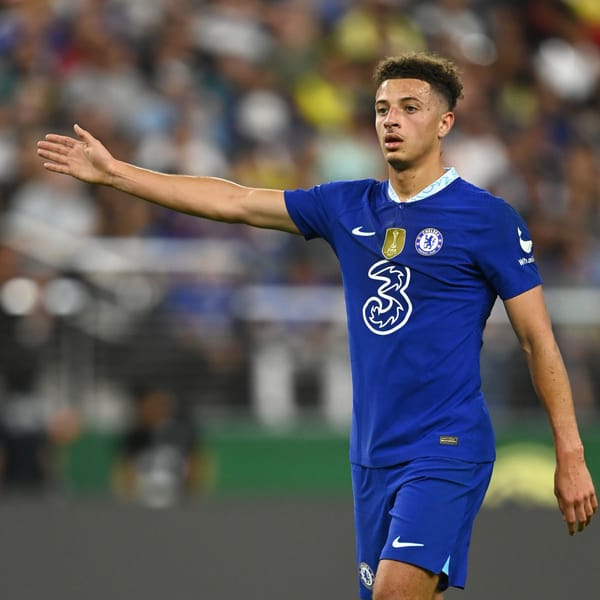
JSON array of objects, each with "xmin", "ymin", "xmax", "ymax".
[{"xmin": 37, "ymin": 124, "xmax": 114, "ymax": 186}]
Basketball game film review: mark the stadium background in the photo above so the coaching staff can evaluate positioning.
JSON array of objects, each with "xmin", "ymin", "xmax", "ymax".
[{"xmin": 0, "ymin": 0, "xmax": 598, "ymax": 598}]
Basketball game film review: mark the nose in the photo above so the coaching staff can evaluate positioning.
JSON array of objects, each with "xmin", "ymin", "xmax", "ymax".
[{"xmin": 383, "ymin": 106, "xmax": 399, "ymax": 128}]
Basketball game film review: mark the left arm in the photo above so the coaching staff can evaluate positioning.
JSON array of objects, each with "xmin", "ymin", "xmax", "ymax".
[{"xmin": 504, "ymin": 285, "xmax": 597, "ymax": 535}]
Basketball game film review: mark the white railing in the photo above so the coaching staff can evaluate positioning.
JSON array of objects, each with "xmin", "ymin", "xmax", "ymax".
[{"xmin": 2, "ymin": 236, "xmax": 599, "ymax": 429}]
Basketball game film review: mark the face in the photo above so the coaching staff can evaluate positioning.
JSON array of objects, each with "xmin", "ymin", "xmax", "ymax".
[{"xmin": 375, "ymin": 78, "xmax": 454, "ymax": 172}]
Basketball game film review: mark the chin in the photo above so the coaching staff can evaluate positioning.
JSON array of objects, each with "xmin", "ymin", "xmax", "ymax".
[{"xmin": 387, "ymin": 156, "xmax": 411, "ymax": 171}]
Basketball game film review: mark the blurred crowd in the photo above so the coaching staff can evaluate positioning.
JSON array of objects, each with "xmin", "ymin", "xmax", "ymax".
[
  {"xmin": 0, "ymin": 0, "xmax": 598, "ymax": 276},
  {"xmin": 0, "ymin": 0, "xmax": 599, "ymax": 493}
]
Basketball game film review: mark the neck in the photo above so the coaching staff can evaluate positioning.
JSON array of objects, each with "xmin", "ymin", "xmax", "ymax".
[{"xmin": 388, "ymin": 163, "xmax": 446, "ymax": 202}]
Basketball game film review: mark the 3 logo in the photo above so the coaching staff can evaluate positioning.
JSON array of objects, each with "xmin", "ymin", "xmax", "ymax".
[
  {"xmin": 357, "ymin": 226, "xmax": 443, "ymax": 335},
  {"xmin": 362, "ymin": 261, "xmax": 412, "ymax": 336}
]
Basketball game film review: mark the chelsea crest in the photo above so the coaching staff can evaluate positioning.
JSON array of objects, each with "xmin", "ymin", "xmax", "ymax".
[{"xmin": 415, "ymin": 228, "xmax": 443, "ymax": 256}]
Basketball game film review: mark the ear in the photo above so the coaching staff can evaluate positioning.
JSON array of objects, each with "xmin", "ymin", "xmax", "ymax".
[{"xmin": 438, "ymin": 111, "xmax": 455, "ymax": 139}]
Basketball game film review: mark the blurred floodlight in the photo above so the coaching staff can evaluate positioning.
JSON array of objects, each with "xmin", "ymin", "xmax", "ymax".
[
  {"xmin": 42, "ymin": 277, "xmax": 88, "ymax": 316},
  {"xmin": 484, "ymin": 443, "xmax": 555, "ymax": 508},
  {"xmin": 459, "ymin": 33, "xmax": 497, "ymax": 66},
  {"xmin": 237, "ymin": 90, "xmax": 291, "ymax": 143},
  {"xmin": 193, "ymin": 10, "xmax": 272, "ymax": 63},
  {"xmin": 535, "ymin": 38, "xmax": 600, "ymax": 101},
  {"xmin": 113, "ymin": 275, "xmax": 160, "ymax": 312},
  {"xmin": 0, "ymin": 277, "xmax": 38, "ymax": 315}
]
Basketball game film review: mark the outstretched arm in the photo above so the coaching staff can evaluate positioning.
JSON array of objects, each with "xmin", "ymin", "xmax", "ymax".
[
  {"xmin": 504, "ymin": 285, "xmax": 598, "ymax": 535},
  {"xmin": 37, "ymin": 124, "xmax": 300, "ymax": 234}
]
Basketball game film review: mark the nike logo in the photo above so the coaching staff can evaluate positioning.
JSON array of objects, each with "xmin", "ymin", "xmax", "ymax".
[
  {"xmin": 518, "ymin": 227, "xmax": 533, "ymax": 254},
  {"xmin": 352, "ymin": 226, "xmax": 376, "ymax": 237},
  {"xmin": 392, "ymin": 537, "xmax": 424, "ymax": 549}
]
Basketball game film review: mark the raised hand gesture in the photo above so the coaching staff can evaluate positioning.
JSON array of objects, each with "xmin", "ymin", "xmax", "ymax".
[{"xmin": 37, "ymin": 124, "xmax": 115, "ymax": 185}]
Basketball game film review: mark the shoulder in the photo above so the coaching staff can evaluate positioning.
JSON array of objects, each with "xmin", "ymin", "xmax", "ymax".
[
  {"xmin": 451, "ymin": 178, "xmax": 520, "ymax": 221},
  {"xmin": 453, "ymin": 178, "xmax": 505, "ymax": 206},
  {"xmin": 284, "ymin": 179, "xmax": 382, "ymax": 240},
  {"xmin": 285, "ymin": 178, "xmax": 383, "ymax": 215},
  {"xmin": 310, "ymin": 178, "xmax": 383, "ymax": 198}
]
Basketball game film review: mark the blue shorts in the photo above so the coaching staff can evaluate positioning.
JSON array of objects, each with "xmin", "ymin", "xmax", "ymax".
[{"xmin": 352, "ymin": 457, "xmax": 493, "ymax": 598}]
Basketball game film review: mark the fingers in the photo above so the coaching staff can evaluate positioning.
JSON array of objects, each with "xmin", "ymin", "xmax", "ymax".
[
  {"xmin": 37, "ymin": 140, "xmax": 71, "ymax": 158},
  {"xmin": 41, "ymin": 133, "xmax": 77, "ymax": 147},
  {"xmin": 36, "ymin": 125, "xmax": 88, "ymax": 155},
  {"xmin": 562, "ymin": 504, "xmax": 577, "ymax": 536},
  {"xmin": 585, "ymin": 492, "xmax": 598, "ymax": 527},
  {"xmin": 74, "ymin": 123, "xmax": 93, "ymax": 142},
  {"xmin": 560, "ymin": 494, "xmax": 597, "ymax": 536},
  {"xmin": 39, "ymin": 160, "xmax": 71, "ymax": 175},
  {"xmin": 38, "ymin": 142, "xmax": 67, "ymax": 166},
  {"xmin": 555, "ymin": 461, "xmax": 597, "ymax": 536},
  {"xmin": 37, "ymin": 139, "xmax": 74, "ymax": 174},
  {"xmin": 37, "ymin": 129, "xmax": 81, "ymax": 163},
  {"xmin": 576, "ymin": 503, "xmax": 587, "ymax": 533}
]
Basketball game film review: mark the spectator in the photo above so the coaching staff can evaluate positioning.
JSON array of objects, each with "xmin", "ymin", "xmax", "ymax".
[{"xmin": 113, "ymin": 386, "xmax": 208, "ymax": 508}]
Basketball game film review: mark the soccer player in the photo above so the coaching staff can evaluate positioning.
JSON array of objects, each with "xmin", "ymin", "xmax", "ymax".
[{"xmin": 37, "ymin": 52, "xmax": 596, "ymax": 600}]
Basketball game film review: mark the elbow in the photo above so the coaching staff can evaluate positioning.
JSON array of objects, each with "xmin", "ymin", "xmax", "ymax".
[
  {"xmin": 519, "ymin": 337, "xmax": 534, "ymax": 359},
  {"xmin": 218, "ymin": 209, "xmax": 244, "ymax": 225},
  {"xmin": 210, "ymin": 194, "xmax": 247, "ymax": 224},
  {"xmin": 219, "ymin": 189, "xmax": 255, "ymax": 225},
  {"xmin": 519, "ymin": 334, "xmax": 563, "ymax": 369}
]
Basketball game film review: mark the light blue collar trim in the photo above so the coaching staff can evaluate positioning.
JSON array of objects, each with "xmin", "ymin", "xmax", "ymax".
[{"xmin": 387, "ymin": 167, "xmax": 459, "ymax": 203}]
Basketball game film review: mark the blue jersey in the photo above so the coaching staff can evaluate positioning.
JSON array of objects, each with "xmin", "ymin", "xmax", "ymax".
[{"xmin": 284, "ymin": 169, "xmax": 542, "ymax": 467}]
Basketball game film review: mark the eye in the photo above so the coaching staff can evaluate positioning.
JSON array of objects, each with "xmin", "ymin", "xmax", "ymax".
[
  {"xmin": 376, "ymin": 106, "xmax": 388, "ymax": 116},
  {"xmin": 405, "ymin": 105, "xmax": 418, "ymax": 113}
]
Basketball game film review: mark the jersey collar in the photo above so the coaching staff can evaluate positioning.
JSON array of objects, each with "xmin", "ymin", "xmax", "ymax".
[{"xmin": 387, "ymin": 167, "xmax": 459, "ymax": 204}]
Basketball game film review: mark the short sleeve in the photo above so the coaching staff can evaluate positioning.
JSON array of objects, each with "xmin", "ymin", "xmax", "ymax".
[
  {"xmin": 284, "ymin": 184, "xmax": 334, "ymax": 241},
  {"xmin": 475, "ymin": 201, "xmax": 542, "ymax": 300}
]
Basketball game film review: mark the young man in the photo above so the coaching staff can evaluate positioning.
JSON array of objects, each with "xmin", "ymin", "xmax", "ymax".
[{"xmin": 37, "ymin": 52, "xmax": 596, "ymax": 600}]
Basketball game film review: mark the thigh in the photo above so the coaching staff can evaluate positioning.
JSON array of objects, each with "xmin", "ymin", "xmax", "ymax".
[
  {"xmin": 380, "ymin": 458, "xmax": 493, "ymax": 591},
  {"xmin": 352, "ymin": 459, "xmax": 492, "ymax": 598},
  {"xmin": 373, "ymin": 559, "xmax": 439, "ymax": 600}
]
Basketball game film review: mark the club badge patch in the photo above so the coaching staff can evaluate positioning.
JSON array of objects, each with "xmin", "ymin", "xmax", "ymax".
[
  {"xmin": 382, "ymin": 228, "xmax": 406, "ymax": 259},
  {"xmin": 415, "ymin": 228, "xmax": 443, "ymax": 256},
  {"xmin": 359, "ymin": 562, "xmax": 375, "ymax": 589}
]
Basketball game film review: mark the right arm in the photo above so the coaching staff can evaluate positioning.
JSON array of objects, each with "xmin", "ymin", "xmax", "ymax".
[{"xmin": 37, "ymin": 124, "xmax": 300, "ymax": 234}]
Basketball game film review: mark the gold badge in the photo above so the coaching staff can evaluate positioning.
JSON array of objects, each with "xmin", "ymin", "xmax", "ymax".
[{"xmin": 382, "ymin": 228, "xmax": 406, "ymax": 259}]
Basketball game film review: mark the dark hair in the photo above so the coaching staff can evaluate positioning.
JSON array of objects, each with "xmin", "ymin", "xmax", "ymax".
[{"xmin": 373, "ymin": 52, "xmax": 463, "ymax": 111}]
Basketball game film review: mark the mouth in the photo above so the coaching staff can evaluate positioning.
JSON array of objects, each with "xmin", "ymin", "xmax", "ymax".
[{"xmin": 383, "ymin": 132, "xmax": 404, "ymax": 150}]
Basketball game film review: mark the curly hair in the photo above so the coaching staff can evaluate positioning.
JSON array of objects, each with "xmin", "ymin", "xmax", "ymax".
[{"xmin": 373, "ymin": 52, "xmax": 464, "ymax": 111}]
